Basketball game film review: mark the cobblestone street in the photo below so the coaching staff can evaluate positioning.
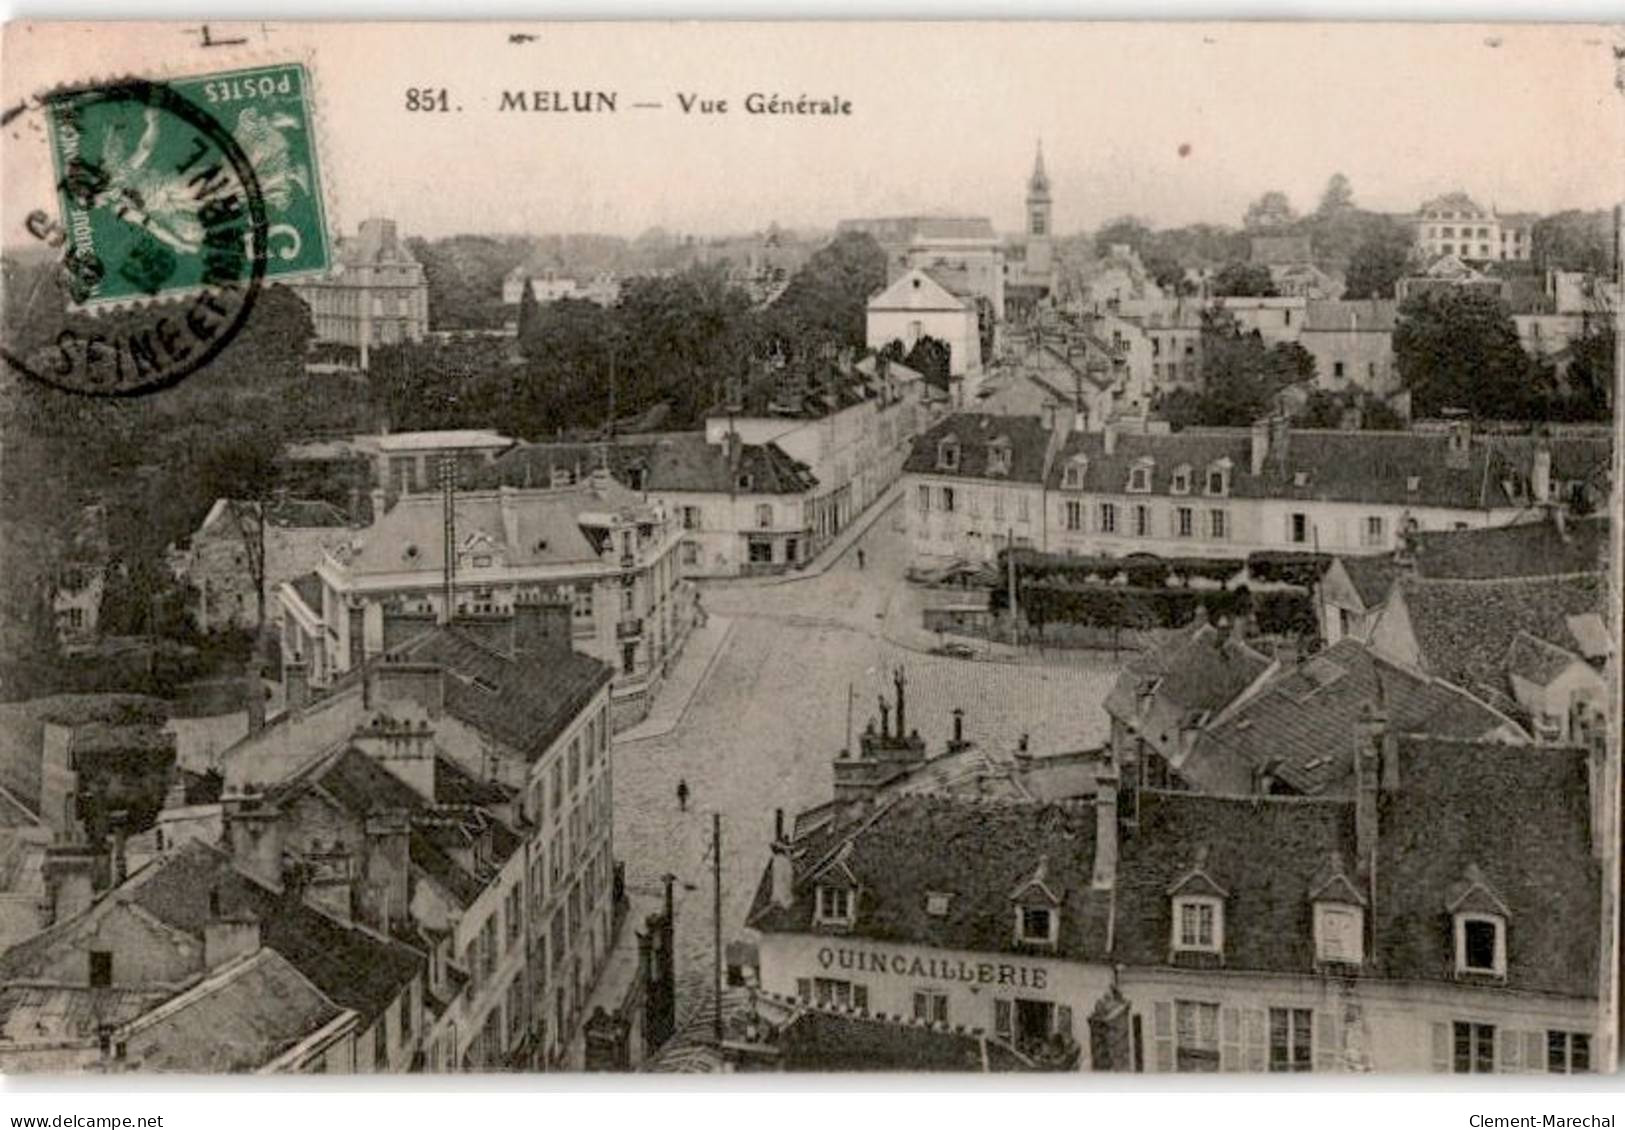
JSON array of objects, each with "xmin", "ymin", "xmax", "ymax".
[{"xmin": 611, "ymin": 510, "xmax": 1124, "ymax": 1027}]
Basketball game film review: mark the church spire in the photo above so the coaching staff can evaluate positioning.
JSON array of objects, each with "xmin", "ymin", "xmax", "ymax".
[{"xmin": 1028, "ymin": 139, "xmax": 1051, "ymax": 199}]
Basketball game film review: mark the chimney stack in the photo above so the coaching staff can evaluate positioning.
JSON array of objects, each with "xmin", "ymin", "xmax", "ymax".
[
  {"xmin": 1531, "ymin": 443, "xmax": 1553, "ymax": 505},
  {"xmin": 203, "ymin": 910, "xmax": 261, "ymax": 970},
  {"xmin": 1102, "ymin": 422, "xmax": 1117, "ymax": 456},
  {"xmin": 284, "ymin": 660, "xmax": 310, "ymax": 712},
  {"xmin": 1354, "ymin": 703, "xmax": 1386, "ymax": 887},
  {"xmin": 1091, "ymin": 774, "xmax": 1119, "ymax": 890},
  {"xmin": 1268, "ymin": 413, "xmax": 1290, "ymax": 471},
  {"xmin": 1445, "ymin": 420, "xmax": 1471, "ymax": 471},
  {"xmin": 1250, "ymin": 418, "xmax": 1268, "ymax": 477},
  {"xmin": 893, "ymin": 667, "xmax": 906, "ymax": 740},
  {"xmin": 770, "ymin": 843, "xmax": 794, "ymax": 910}
]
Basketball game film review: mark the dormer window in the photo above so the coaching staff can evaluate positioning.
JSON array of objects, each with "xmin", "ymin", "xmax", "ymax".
[
  {"xmin": 1455, "ymin": 914, "xmax": 1505, "ymax": 977},
  {"xmin": 1062, "ymin": 456, "xmax": 1087, "ymax": 490},
  {"xmin": 1205, "ymin": 460, "xmax": 1232, "ymax": 497},
  {"xmin": 925, "ymin": 892, "xmax": 952, "ymax": 917},
  {"xmin": 938, "ymin": 438, "xmax": 960, "ymax": 472},
  {"xmin": 1448, "ymin": 864, "xmax": 1508, "ymax": 978},
  {"xmin": 815, "ymin": 885, "xmax": 854, "ymax": 927},
  {"xmin": 987, "ymin": 439, "xmax": 1011, "ymax": 477},
  {"xmin": 1172, "ymin": 896, "xmax": 1223, "ymax": 954},
  {"xmin": 1128, "ymin": 458, "xmax": 1154, "ymax": 493},
  {"xmin": 1016, "ymin": 905, "xmax": 1059, "ymax": 946},
  {"xmin": 1171, "ymin": 466, "xmax": 1191, "ymax": 495},
  {"xmin": 1315, "ymin": 905, "xmax": 1364, "ymax": 965}
]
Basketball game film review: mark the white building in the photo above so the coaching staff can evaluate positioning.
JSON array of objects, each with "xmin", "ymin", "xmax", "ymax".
[{"xmin": 867, "ymin": 268, "xmax": 983, "ymax": 385}]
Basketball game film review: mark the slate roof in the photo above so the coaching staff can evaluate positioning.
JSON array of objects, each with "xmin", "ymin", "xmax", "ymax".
[
  {"xmin": 476, "ymin": 433, "xmax": 818, "ymax": 496},
  {"xmin": 1374, "ymin": 738, "xmax": 1598, "ymax": 998},
  {"xmin": 386, "ymin": 625, "xmax": 612, "ymax": 763},
  {"xmin": 1145, "ymin": 624, "xmax": 1272, "ymax": 716},
  {"xmin": 1505, "ymin": 632, "xmax": 1584, "ymax": 688},
  {"xmin": 903, "ymin": 413, "xmax": 1054, "ymax": 485},
  {"xmin": 1395, "ymin": 572, "xmax": 1605, "ymax": 693},
  {"xmin": 263, "ymin": 743, "xmax": 424, "ymax": 815},
  {"xmin": 433, "ymin": 755, "xmax": 514, "ymax": 808},
  {"xmin": 288, "ymin": 572, "xmax": 323, "ymax": 616},
  {"xmin": 1337, "ymin": 555, "xmax": 1402, "ymax": 607},
  {"xmin": 0, "ymin": 841, "xmax": 424, "ymax": 1024},
  {"xmin": 0, "ymin": 984, "xmax": 169, "ymax": 1050},
  {"xmin": 747, "ymin": 795, "xmax": 1110, "ymax": 963},
  {"xmin": 1045, "ymin": 427, "xmax": 1611, "ymax": 511},
  {"xmin": 1112, "ymin": 791, "xmax": 1356, "ymax": 976},
  {"xmin": 1183, "ymin": 639, "xmax": 1521, "ymax": 796},
  {"xmin": 345, "ymin": 482, "xmax": 655, "ymax": 577},
  {"xmin": 120, "ymin": 948, "xmax": 344, "ymax": 1072},
  {"xmin": 1409, "ymin": 515, "xmax": 1609, "ymax": 580},
  {"xmin": 1304, "ymin": 300, "xmax": 1399, "ymax": 333}
]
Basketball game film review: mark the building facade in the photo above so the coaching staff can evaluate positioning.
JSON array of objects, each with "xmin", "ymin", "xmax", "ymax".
[
  {"xmin": 903, "ymin": 413, "xmax": 1061, "ymax": 565},
  {"xmin": 291, "ymin": 218, "xmax": 430, "ymax": 357}
]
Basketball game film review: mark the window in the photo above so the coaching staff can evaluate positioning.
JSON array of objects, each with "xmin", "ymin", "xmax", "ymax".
[
  {"xmin": 1018, "ymin": 494, "xmax": 1030, "ymax": 523},
  {"xmin": 1362, "ymin": 515, "xmax": 1385, "ymax": 548},
  {"xmin": 914, "ymin": 990, "xmax": 949, "ymax": 1025},
  {"xmin": 1315, "ymin": 905, "xmax": 1363, "ymax": 965},
  {"xmin": 1133, "ymin": 505, "xmax": 1150, "ymax": 537},
  {"xmin": 988, "ymin": 443, "xmax": 1011, "ymax": 476},
  {"xmin": 992, "ymin": 492, "xmax": 1005, "ymax": 521},
  {"xmin": 1208, "ymin": 509, "xmax": 1227, "ymax": 540},
  {"xmin": 917, "ymin": 485, "xmax": 931, "ymax": 512},
  {"xmin": 569, "ymin": 739, "xmax": 581, "ymax": 791},
  {"xmin": 571, "ymin": 583, "xmax": 593, "ymax": 621},
  {"xmin": 680, "ymin": 506, "xmax": 701, "ymax": 530},
  {"xmin": 747, "ymin": 540, "xmax": 772, "ymax": 564},
  {"xmin": 1176, "ymin": 507, "xmax": 1194, "ymax": 538},
  {"xmin": 89, "ymin": 950, "xmax": 112, "ymax": 987},
  {"xmin": 1269, "ymin": 1008, "xmax": 1313, "ymax": 1072},
  {"xmin": 549, "ymin": 911, "xmax": 565, "ymax": 970},
  {"xmin": 374, "ymin": 1020, "xmax": 387, "ymax": 1066},
  {"xmin": 756, "ymin": 504, "xmax": 773, "ymax": 529},
  {"xmin": 1098, "ymin": 503, "xmax": 1117, "ymax": 534},
  {"xmin": 1171, "ymin": 468, "xmax": 1190, "ymax": 494},
  {"xmin": 1207, "ymin": 469, "xmax": 1226, "ymax": 496},
  {"xmin": 816, "ymin": 885, "xmax": 853, "ymax": 926},
  {"xmin": 681, "ymin": 542, "xmax": 699, "ymax": 566},
  {"xmin": 1333, "ymin": 361, "xmax": 1345, "ymax": 379},
  {"xmin": 1453, "ymin": 1022, "xmax": 1496, "ymax": 1074},
  {"xmin": 506, "ymin": 885, "xmax": 523, "ymax": 947},
  {"xmin": 813, "ymin": 978, "xmax": 867, "ymax": 1010},
  {"xmin": 1016, "ymin": 905, "xmax": 1058, "ymax": 946},
  {"xmin": 1172, "ymin": 896, "xmax": 1222, "ymax": 953},
  {"xmin": 1064, "ymin": 501, "xmax": 1083, "ymax": 532},
  {"xmin": 940, "ymin": 487, "xmax": 956, "ymax": 513},
  {"xmin": 938, "ymin": 439, "xmax": 959, "ymax": 472},
  {"xmin": 1455, "ymin": 914, "xmax": 1505, "ymax": 976},
  {"xmin": 1290, "ymin": 513, "xmax": 1308, "ymax": 545},
  {"xmin": 1129, "ymin": 466, "xmax": 1150, "ymax": 492},
  {"xmin": 1548, "ymin": 1031, "xmax": 1591, "ymax": 1074},
  {"xmin": 399, "ymin": 989, "xmax": 414, "ymax": 1044},
  {"xmin": 1175, "ymin": 1000, "xmax": 1221, "ymax": 1072}
]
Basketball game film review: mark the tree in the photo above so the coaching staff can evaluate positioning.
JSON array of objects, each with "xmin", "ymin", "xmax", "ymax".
[
  {"xmin": 1244, "ymin": 191, "xmax": 1297, "ymax": 232},
  {"xmin": 1393, "ymin": 289, "xmax": 1533, "ymax": 418},
  {"xmin": 1192, "ymin": 308, "xmax": 1300, "ymax": 425},
  {"xmin": 770, "ymin": 231, "xmax": 887, "ymax": 350},
  {"xmin": 905, "ymin": 335, "xmax": 952, "ymax": 392},
  {"xmin": 1211, "ymin": 261, "xmax": 1279, "ymax": 298},
  {"xmin": 1094, "ymin": 216, "xmax": 1154, "ymax": 256},
  {"xmin": 1559, "ymin": 323, "xmax": 1615, "ymax": 421},
  {"xmin": 1316, "ymin": 173, "xmax": 1356, "ymax": 218},
  {"xmin": 1530, "ymin": 211, "xmax": 1613, "ymax": 275},
  {"xmin": 1344, "ymin": 231, "xmax": 1412, "ymax": 300},
  {"xmin": 517, "ymin": 279, "xmax": 540, "ymax": 340},
  {"xmin": 408, "ymin": 234, "xmax": 535, "ymax": 331},
  {"xmin": 1141, "ymin": 251, "xmax": 1187, "ymax": 295}
]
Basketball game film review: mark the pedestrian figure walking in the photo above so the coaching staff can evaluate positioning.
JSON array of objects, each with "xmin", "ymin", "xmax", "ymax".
[
  {"xmin": 677, "ymin": 778, "xmax": 690, "ymax": 812},
  {"xmin": 856, "ymin": 547, "xmax": 866, "ymax": 570}
]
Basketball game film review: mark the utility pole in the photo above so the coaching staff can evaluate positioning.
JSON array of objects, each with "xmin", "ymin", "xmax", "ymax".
[
  {"xmin": 712, "ymin": 812, "xmax": 724, "ymax": 1046},
  {"xmin": 845, "ymin": 682, "xmax": 855, "ymax": 754}
]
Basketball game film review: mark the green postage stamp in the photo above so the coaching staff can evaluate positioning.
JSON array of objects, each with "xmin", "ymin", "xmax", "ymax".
[{"xmin": 44, "ymin": 62, "xmax": 331, "ymax": 307}]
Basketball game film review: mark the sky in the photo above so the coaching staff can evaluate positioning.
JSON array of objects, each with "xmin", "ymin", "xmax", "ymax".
[{"xmin": 3, "ymin": 21, "xmax": 1623, "ymax": 245}]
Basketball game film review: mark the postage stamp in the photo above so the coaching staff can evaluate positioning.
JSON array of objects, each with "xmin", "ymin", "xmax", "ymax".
[{"xmin": 44, "ymin": 62, "xmax": 330, "ymax": 308}]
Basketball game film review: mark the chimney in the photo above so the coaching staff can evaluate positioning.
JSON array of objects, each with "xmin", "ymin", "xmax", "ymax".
[
  {"xmin": 1354, "ymin": 703, "xmax": 1386, "ymax": 887},
  {"xmin": 770, "ymin": 843, "xmax": 794, "ymax": 909},
  {"xmin": 371, "ymin": 663, "xmax": 445, "ymax": 719},
  {"xmin": 893, "ymin": 667, "xmax": 907, "ymax": 740},
  {"xmin": 1091, "ymin": 774, "xmax": 1119, "ymax": 890},
  {"xmin": 203, "ymin": 910, "xmax": 261, "ymax": 970},
  {"xmin": 41, "ymin": 844, "xmax": 100, "ymax": 926},
  {"xmin": 347, "ymin": 603, "xmax": 366, "ymax": 674},
  {"xmin": 353, "ymin": 715, "xmax": 436, "ymax": 801},
  {"xmin": 361, "ymin": 809, "xmax": 412, "ymax": 932},
  {"xmin": 284, "ymin": 660, "xmax": 310, "ymax": 712},
  {"xmin": 226, "ymin": 798, "xmax": 283, "ymax": 890},
  {"xmin": 1250, "ymin": 418, "xmax": 1268, "ymax": 476},
  {"xmin": 244, "ymin": 667, "xmax": 265, "ymax": 734},
  {"xmin": 774, "ymin": 808, "xmax": 785, "ymax": 843},
  {"xmin": 498, "ymin": 485, "xmax": 521, "ymax": 552},
  {"xmin": 1531, "ymin": 443, "xmax": 1552, "ymax": 505},
  {"xmin": 1268, "ymin": 413, "xmax": 1290, "ymax": 471},
  {"xmin": 1445, "ymin": 420, "xmax": 1471, "ymax": 471},
  {"xmin": 514, "ymin": 599, "xmax": 573, "ymax": 658},
  {"xmin": 1102, "ymin": 422, "xmax": 1116, "ymax": 456},
  {"xmin": 952, "ymin": 708, "xmax": 965, "ymax": 748}
]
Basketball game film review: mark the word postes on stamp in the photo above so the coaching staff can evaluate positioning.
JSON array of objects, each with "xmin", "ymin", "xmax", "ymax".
[{"xmin": 6, "ymin": 62, "xmax": 331, "ymax": 397}]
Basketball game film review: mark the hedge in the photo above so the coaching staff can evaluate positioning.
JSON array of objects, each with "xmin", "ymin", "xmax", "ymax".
[{"xmin": 997, "ymin": 579, "xmax": 1317, "ymax": 636}]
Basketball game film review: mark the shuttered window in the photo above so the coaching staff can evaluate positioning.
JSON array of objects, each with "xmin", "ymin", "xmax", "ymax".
[{"xmin": 1152, "ymin": 1001, "xmax": 1174, "ymax": 1072}]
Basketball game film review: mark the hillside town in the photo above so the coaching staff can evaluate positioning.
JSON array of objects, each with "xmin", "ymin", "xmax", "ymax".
[{"xmin": 1, "ymin": 130, "xmax": 1619, "ymax": 1079}]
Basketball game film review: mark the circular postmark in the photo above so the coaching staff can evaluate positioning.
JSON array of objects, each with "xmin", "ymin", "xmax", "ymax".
[{"xmin": 2, "ymin": 76, "xmax": 269, "ymax": 397}]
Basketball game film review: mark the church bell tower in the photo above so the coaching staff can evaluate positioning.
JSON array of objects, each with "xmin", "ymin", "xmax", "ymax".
[{"xmin": 1027, "ymin": 140, "xmax": 1052, "ymax": 239}]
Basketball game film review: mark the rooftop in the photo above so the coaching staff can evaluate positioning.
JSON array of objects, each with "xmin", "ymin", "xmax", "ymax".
[
  {"xmin": 904, "ymin": 413, "xmax": 1054, "ymax": 485},
  {"xmin": 1408, "ymin": 515, "xmax": 1609, "ymax": 580},
  {"xmin": 476, "ymin": 433, "xmax": 818, "ymax": 496}
]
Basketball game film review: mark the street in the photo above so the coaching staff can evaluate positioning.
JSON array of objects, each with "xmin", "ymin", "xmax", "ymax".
[{"xmin": 610, "ymin": 505, "xmax": 1123, "ymax": 1027}]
